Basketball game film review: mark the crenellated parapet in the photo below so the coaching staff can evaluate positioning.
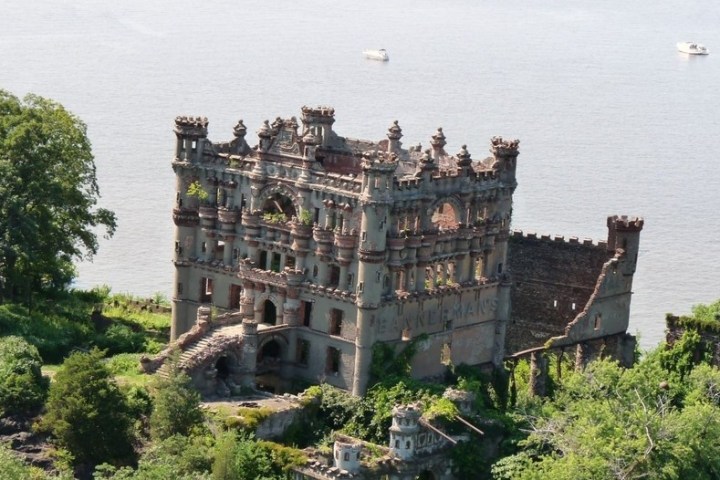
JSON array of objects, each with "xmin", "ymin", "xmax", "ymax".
[
  {"xmin": 174, "ymin": 115, "xmax": 209, "ymax": 135},
  {"xmin": 510, "ymin": 230, "xmax": 608, "ymax": 251}
]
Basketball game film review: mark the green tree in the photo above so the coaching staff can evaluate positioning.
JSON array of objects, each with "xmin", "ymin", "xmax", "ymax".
[
  {"xmin": 0, "ymin": 335, "xmax": 48, "ymax": 415},
  {"xmin": 149, "ymin": 363, "xmax": 203, "ymax": 440},
  {"xmin": 38, "ymin": 349, "xmax": 134, "ymax": 468},
  {"xmin": 0, "ymin": 91, "xmax": 116, "ymax": 302}
]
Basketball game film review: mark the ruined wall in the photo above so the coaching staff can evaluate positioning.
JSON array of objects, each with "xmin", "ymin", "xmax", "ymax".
[
  {"xmin": 506, "ymin": 232, "xmax": 609, "ymax": 353},
  {"xmin": 666, "ymin": 314, "xmax": 720, "ymax": 366}
]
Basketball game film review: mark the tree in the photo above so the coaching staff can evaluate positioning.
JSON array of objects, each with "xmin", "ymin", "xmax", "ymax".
[
  {"xmin": 0, "ymin": 335, "xmax": 48, "ymax": 415},
  {"xmin": 0, "ymin": 91, "xmax": 116, "ymax": 302},
  {"xmin": 149, "ymin": 363, "xmax": 203, "ymax": 440},
  {"xmin": 37, "ymin": 349, "xmax": 134, "ymax": 468}
]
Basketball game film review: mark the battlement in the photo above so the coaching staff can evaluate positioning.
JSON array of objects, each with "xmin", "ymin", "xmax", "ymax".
[
  {"xmin": 301, "ymin": 105, "xmax": 336, "ymax": 121},
  {"xmin": 490, "ymin": 136, "xmax": 520, "ymax": 156},
  {"xmin": 608, "ymin": 215, "xmax": 644, "ymax": 232},
  {"xmin": 510, "ymin": 230, "xmax": 607, "ymax": 250},
  {"xmin": 174, "ymin": 115, "xmax": 209, "ymax": 130}
]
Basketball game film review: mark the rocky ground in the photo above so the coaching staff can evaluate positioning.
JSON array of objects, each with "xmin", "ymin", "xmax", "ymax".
[{"xmin": 0, "ymin": 413, "xmax": 56, "ymax": 471}]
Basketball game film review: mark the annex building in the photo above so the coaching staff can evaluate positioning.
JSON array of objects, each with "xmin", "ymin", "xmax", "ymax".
[{"xmin": 144, "ymin": 106, "xmax": 643, "ymax": 398}]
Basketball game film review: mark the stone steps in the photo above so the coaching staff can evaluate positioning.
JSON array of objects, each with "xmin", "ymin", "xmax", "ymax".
[{"xmin": 155, "ymin": 324, "xmax": 243, "ymax": 378}]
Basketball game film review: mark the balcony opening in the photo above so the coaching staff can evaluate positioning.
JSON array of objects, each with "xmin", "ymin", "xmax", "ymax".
[
  {"xmin": 431, "ymin": 201, "xmax": 460, "ymax": 230},
  {"xmin": 270, "ymin": 253, "xmax": 282, "ymax": 273},
  {"xmin": 229, "ymin": 284, "xmax": 242, "ymax": 310},
  {"xmin": 261, "ymin": 193, "xmax": 296, "ymax": 224},
  {"xmin": 329, "ymin": 265, "xmax": 341, "ymax": 289},
  {"xmin": 302, "ymin": 301, "xmax": 313, "ymax": 327},
  {"xmin": 263, "ymin": 299, "xmax": 277, "ymax": 325},
  {"xmin": 259, "ymin": 250, "xmax": 268, "ymax": 270}
]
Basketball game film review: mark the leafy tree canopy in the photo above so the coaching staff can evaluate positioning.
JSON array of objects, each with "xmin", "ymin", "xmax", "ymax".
[{"xmin": 0, "ymin": 91, "xmax": 116, "ymax": 301}]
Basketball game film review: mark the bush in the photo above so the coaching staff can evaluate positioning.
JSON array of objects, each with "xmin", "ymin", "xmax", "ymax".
[
  {"xmin": 0, "ymin": 336, "xmax": 48, "ymax": 415},
  {"xmin": 37, "ymin": 348, "xmax": 134, "ymax": 467},
  {"xmin": 149, "ymin": 364, "xmax": 203, "ymax": 440}
]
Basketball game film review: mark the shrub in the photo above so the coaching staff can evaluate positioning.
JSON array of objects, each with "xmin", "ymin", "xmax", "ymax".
[
  {"xmin": 37, "ymin": 348, "xmax": 134, "ymax": 467},
  {"xmin": 149, "ymin": 364, "xmax": 203, "ymax": 440},
  {"xmin": 0, "ymin": 336, "xmax": 48, "ymax": 415}
]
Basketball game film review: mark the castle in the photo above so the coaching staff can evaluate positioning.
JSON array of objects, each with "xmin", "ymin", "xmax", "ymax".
[{"xmin": 155, "ymin": 106, "xmax": 642, "ymax": 398}]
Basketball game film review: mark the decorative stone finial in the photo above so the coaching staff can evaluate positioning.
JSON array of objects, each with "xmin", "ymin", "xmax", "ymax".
[
  {"xmin": 456, "ymin": 144, "xmax": 472, "ymax": 168},
  {"xmin": 431, "ymin": 127, "xmax": 446, "ymax": 149},
  {"xmin": 257, "ymin": 120, "xmax": 272, "ymax": 138},
  {"xmin": 271, "ymin": 117, "xmax": 283, "ymax": 134},
  {"xmin": 233, "ymin": 119, "xmax": 247, "ymax": 138},
  {"xmin": 387, "ymin": 120, "xmax": 403, "ymax": 140}
]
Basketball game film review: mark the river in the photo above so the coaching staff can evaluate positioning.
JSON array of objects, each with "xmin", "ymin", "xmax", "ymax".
[{"xmin": 2, "ymin": 0, "xmax": 719, "ymax": 348}]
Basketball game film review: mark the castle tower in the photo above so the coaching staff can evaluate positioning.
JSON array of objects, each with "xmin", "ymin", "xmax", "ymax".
[
  {"xmin": 333, "ymin": 439, "xmax": 362, "ymax": 474},
  {"xmin": 606, "ymin": 215, "xmax": 644, "ymax": 275},
  {"xmin": 353, "ymin": 152, "xmax": 398, "ymax": 396},
  {"xmin": 171, "ymin": 116, "xmax": 210, "ymax": 339},
  {"xmin": 389, "ymin": 404, "xmax": 421, "ymax": 460},
  {"xmin": 301, "ymin": 105, "xmax": 335, "ymax": 148},
  {"xmin": 173, "ymin": 116, "xmax": 208, "ymax": 163}
]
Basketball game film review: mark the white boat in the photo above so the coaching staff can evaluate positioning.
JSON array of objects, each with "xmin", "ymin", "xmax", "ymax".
[
  {"xmin": 363, "ymin": 49, "xmax": 389, "ymax": 61},
  {"xmin": 677, "ymin": 41, "xmax": 709, "ymax": 55}
]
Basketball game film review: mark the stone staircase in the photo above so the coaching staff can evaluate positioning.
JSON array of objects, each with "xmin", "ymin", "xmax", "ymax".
[{"xmin": 156, "ymin": 323, "xmax": 246, "ymax": 378}]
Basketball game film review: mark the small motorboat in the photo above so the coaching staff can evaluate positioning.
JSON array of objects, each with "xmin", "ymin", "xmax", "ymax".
[
  {"xmin": 363, "ymin": 49, "xmax": 389, "ymax": 61},
  {"xmin": 677, "ymin": 41, "xmax": 709, "ymax": 55}
]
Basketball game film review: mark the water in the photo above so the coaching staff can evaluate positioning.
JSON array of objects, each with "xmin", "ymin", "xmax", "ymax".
[{"xmin": 2, "ymin": 0, "xmax": 719, "ymax": 349}]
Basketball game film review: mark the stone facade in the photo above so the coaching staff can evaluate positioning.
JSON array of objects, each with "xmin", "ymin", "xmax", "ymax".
[
  {"xmin": 160, "ymin": 105, "xmax": 643, "ymax": 397},
  {"xmin": 506, "ymin": 215, "xmax": 643, "ymax": 367}
]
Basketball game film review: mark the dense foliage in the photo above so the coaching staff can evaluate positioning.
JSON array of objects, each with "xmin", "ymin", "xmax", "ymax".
[
  {"xmin": 0, "ymin": 335, "xmax": 48, "ymax": 415},
  {"xmin": 37, "ymin": 349, "xmax": 135, "ymax": 468},
  {"xmin": 149, "ymin": 363, "xmax": 204, "ymax": 440},
  {"xmin": 493, "ymin": 333, "xmax": 720, "ymax": 479},
  {"xmin": 0, "ymin": 91, "xmax": 116, "ymax": 302}
]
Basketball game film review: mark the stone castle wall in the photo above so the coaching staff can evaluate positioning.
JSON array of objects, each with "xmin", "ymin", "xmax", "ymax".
[{"xmin": 506, "ymin": 231, "xmax": 609, "ymax": 353}]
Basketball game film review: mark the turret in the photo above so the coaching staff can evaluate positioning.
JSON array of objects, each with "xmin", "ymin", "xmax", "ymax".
[
  {"xmin": 353, "ymin": 152, "xmax": 398, "ymax": 395},
  {"xmin": 174, "ymin": 116, "xmax": 208, "ymax": 162},
  {"xmin": 389, "ymin": 404, "xmax": 421, "ymax": 460},
  {"xmin": 333, "ymin": 439, "xmax": 362, "ymax": 474},
  {"xmin": 301, "ymin": 105, "xmax": 335, "ymax": 147},
  {"xmin": 607, "ymin": 215, "xmax": 644, "ymax": 275},
  {"xmin": 490, "ymin": 136, "xmax": 519, "ymax": 185}
]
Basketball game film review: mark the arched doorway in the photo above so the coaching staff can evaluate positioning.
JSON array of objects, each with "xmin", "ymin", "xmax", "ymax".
[
  {"xmin": 258, "ymin": 339, "xmax": 282, "ymax": 364},
  {"xmin": 256, "ymin": 339, "xmax": 284, "ymax": 393},
  {"xmin": 263, "ymin": 299, "xmax": 277, "ymax": 325},
  {"xmin": 215, "ymin": 356, "xmax": 229, "ymax": 380}
]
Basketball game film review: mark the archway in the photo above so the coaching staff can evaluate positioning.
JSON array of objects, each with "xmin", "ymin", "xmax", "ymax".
[
  {"xmin": 263, "ymin": 299, "xmax": 277, "ymax": 325},
  {"xmin": 258, "ymin": 339, "xmax": 282, "ymax": 363},
  {"xmin": 261, "ymin": 192, "xmax": 297, "ymax": 222},
  {"xmin": 215, "ymin": 356, "xmax": 230, "ymax": 380},
  {"xmin": 431, "ymin": 200, "xmax": 460, "ymax": 230}
]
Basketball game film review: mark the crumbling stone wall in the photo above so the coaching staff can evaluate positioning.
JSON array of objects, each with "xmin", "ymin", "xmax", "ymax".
[
  {"xmin": 666, "ymin": 314, "xmax": 720, "ymax": 366},
  {"xmin": 506, "ymin": 232, "xmax": 608, "ymax": 353}
]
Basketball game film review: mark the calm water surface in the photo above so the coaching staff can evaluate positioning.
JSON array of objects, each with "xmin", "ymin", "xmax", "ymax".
[{"xmin": 2, "ymin": 0, "xmax": 719, "ymax": 349}]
